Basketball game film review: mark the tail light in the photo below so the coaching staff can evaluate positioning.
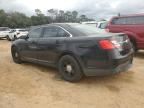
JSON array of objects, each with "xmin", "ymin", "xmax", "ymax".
[
  {"xmin": 99, "ymin": 40, "xmax": 115, "ymax": 50},
  {"xmin": 99, "ymin": 40, "xmax": 121, "ymax": 50}
]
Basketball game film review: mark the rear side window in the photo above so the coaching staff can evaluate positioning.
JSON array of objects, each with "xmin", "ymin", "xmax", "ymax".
[
  {"xmin": 43, "ymin": 26, "xmax": 69, "ymax": 38},
  {"xmin": 43, "ymin": 27, "xmax": 58, "ymax": 37},
  {"xmin": 28, "ymin": 28, "xmax": 42, "ymax": 38}
]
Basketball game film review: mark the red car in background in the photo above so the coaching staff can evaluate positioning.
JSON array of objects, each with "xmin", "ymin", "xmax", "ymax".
[{"xmin": 106, "ymin": 14, "xmax": 144, "ymax": 52}]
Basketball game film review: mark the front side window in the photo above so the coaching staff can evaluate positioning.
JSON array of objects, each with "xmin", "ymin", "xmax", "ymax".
[{"xmin": 28, "ymin": 28, "xmax": 42, "ymax": 38}]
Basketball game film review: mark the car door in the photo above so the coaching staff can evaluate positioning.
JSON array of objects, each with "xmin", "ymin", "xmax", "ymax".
[
  {"xmin": 37, "ymin": 26, "xmax": 69, "ymax": 64},
  {"xmin": 21, "ymin": 27, "xmax": 42, "ymax": 60},
  {"xmin": 131, "ymin": 16, "xmax": 144, "ymax": 48},
  {"xmin": 109, "ymin": 17, "xmax": 127, "ymax": 33}
]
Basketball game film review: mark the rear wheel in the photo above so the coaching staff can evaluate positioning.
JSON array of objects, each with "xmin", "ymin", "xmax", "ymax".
[
  {"xmin": 58, "ymin": 55, "xmax": 83, "ymax": 82},
  {"xmin": 11, "ymin": 47, "xmax": 22, "ymax": 64}
]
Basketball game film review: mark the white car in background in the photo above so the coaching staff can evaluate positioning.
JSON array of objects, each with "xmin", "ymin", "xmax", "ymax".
[
  {"xmin": 8, "ymin": 29, "xmax": 29, "ymax": 41},
  {"xmin": 81, "ymin": 21, "xmax": 108, "ymax": 29},
  {"xmin": 81, "ymin": 21, "xmax": 98, "ymax": 27},
  {"xmin": 0, "ymin": 27, "xmax": 11, "ymax": 40},
  {"xmin": 96, "ymin": 21, "xmax": 108, "ymax": 29}
]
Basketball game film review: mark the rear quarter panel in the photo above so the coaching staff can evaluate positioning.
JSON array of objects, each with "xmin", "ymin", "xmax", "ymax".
[{"xmin": 64, "ymin": 37, "xmax": 111, "ymax": 69}]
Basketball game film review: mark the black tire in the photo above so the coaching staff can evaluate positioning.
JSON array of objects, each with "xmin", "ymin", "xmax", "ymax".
[
  {"xmin": 11, "ymin": 46, "xmax": 22, "ymax": 64},
  {"xmin": 14, "ymin": 35, "xmax": 17, "ymax": 40},
  {"xmin": 58, "ymin": 55, "xmax": 83, "ymax": 82},
  {"xmin": 131, "ymin": 41, "xmax": 137, "ymax": 53},
  {"xmin": 6, "ymin": 35, "xmax": 11, "ymax": 41}
]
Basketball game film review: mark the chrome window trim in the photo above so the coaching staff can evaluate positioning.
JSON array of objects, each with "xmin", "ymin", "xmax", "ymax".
[
  {"xmin": 55, "ymin": 25, "xmax": 73, "ymax": 37},
  {"xmin": 42, "ymin": 25, "xmax": 73, "ymax": 38}
]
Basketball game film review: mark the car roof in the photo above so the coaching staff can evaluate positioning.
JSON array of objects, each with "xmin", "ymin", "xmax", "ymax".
[
  {"xmin": 112, "ymin": 13, "xmax": 144, "ymax": 19},
  {"xmin": 30, "ymin": 23, "xmax": 116, "ymax": 37}
]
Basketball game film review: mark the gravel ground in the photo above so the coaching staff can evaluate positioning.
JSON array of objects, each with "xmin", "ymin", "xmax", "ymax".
[{"xmin": 0, "ymin": 40, "xmax": 144, "ymax": 108}]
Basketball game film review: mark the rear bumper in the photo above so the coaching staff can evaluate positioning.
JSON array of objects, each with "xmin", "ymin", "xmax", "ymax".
[{"xmin": 83, "ymin": 55, "xmax": 133, "ymax": 76}]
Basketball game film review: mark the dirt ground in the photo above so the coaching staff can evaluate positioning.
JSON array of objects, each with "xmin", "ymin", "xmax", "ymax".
[{"xmin": 0, "ymin": 40, "xmax": 144, "ymax": 108}]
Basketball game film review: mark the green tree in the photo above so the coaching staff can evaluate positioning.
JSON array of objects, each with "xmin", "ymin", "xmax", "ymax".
[
  {"xmin": 59, "ymin": 10, "xmax": 64, "ymax": 16},
  {"xmin": 72, "ymin": 11, "xmax": 78, "ymax": 22},
  {"xmin": 64, "ymin": 11, "xmax": 72, "ymax": 22},
  {"xmin": 6, "ymin": 12, "xmax": 31, "ymax": 28},
  {"xmin": 0, "ymin": 10, "xmax": 7, "ymax": 26},
  {"xmin": 35, "ymin": 9, "xmax": 44, "ymax": 16},
  {"xmin": 80, "ymin": 15, "xmax": 87, "ymax": 21},
  {"xmin": 31, "ymin": 9, "xmax": 50, "ymax": 26}
]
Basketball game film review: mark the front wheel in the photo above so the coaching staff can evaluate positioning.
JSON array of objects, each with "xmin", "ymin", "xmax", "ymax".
[
  {"xmin": 6, "ymin": 35, "xmax": 11, "ymax": 41},
  {"xmin": 131, "ymin": 42, "xmax": 137, "ymax": 53},
  {"xmin": 11, "ymin": 47, "xmax": 22, "ymax": 64},
  {"xmin": 13, "ymin": 35, "xmax": 17, "ymax": 40},
  {"xmin": 58, "ymin": 55, "xmax": 83, "ymax": 82}
]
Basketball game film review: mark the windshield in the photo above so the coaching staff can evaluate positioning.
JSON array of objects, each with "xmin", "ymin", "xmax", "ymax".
[
  {"xmin": 9, "ymin": 30, "xmax": 16, "ymax": 33},
  {"xmin": 99, "ymin": 22, "xmax": 108, "ymax": 29}
]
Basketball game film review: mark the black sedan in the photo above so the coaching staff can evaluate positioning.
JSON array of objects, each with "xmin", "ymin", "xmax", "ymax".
[{"xmin": 11, "ymin": 23, "xmax": 133, "ymax": 82}]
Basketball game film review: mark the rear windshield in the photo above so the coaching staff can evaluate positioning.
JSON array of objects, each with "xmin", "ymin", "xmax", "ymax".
[{"xmin": 69, "ymin": 24, "xmax": 105, "ymax": 36}]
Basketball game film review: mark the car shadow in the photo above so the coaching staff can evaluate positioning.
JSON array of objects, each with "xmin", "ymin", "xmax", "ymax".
[
  {"xmin": 21, "ymin": 61, "xmax": 135, "ymax": 87},
  {"xmin": 77, "ymin": 70, "xmax": 135, "ymax": 93},
  {"xmin": 0, "ymin": 38, "xmax": 6, "ymax": 40},
  {"xmin": 22, "ymin": 62, "xmax": 58, "ymax": 74},
  {"xmin": 135, "ymin": 51, "xmax": 144, "ymax": 59},
  {"xmin": 21, "ymin": 62, "xmax": 62, "ymax": 80}
]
